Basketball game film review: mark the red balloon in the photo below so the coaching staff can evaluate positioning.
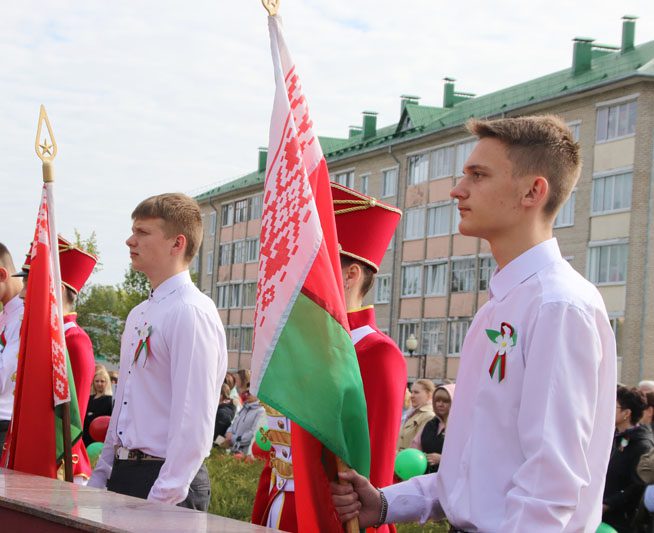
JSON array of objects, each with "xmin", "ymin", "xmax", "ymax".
[{"xmin": 89, "ymin": 416, "xmax": 111, "ymax": 442}]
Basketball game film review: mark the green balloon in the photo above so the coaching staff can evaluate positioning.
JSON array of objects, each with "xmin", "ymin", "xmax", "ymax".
[
  {"xmin": 394, "ymin": 448, "xmax": 427, "ymax": 480},
  {"xmin": 596, "ymin": 523, "xmax": 617, "ymax": 533},
  {"xmin": 87, "ymin": 442, "xmax": 103, "ymax": 462},
  {"xmin": 255, "ymin": 426, "xmax": 271, "ymax": 452}
]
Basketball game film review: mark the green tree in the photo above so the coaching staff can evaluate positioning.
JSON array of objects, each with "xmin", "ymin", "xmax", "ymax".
[{"xmin": 76, "ymin": 285, "xmax": 122, "ymax": 362}]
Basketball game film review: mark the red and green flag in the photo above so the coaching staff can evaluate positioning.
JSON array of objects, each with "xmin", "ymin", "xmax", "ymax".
[
  {"xmin": 2, "ymin": 183, "xmax": 82, "ymax": 478},
  {"xmin": 250, "ymin": 14, "xmax": 370, "ymax": 531}
]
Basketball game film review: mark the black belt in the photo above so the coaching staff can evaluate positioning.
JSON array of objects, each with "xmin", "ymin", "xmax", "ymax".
[{"xmin": 114, "ymin": 447, "xmax": 164, "ymax": 462}]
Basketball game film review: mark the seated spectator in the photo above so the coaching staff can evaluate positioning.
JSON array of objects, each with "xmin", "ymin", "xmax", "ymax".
[
  {"xmin": 83, "ymin": 367, "xmax": 114, "ymax": 446},
  {"xmin": 223, "ymin": 386, "xmax": 264, "ymax": 455},
  {"xmin": 603, "ymin": 386, "xmax": 654, "ymax": 532},
  {"xmin": 214, "ymin": 384, "xmax": 237, "ymax": 443},
  {"xmin": 225, "ymin": 372, "xmax": 242, "ymax": 413},
  {"xmin": 397, "ymin": 379, "xmax": 435, "ymax": 451},
  {"xmin": 412, "ymin": 384, "xmax": 456, "ymax": 473}
]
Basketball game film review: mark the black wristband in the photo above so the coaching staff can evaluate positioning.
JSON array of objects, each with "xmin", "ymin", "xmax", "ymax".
[{"xmin": 373, "ymin": 488, "xmax": 388, "ymax": 528}]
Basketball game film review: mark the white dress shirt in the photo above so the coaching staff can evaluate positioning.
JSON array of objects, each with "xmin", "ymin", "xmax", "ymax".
[
  {"xmin": 0, "ymin": 295, "xmax": 23, "ymax": 421},
  {"xmin": 384, "ymin": 239, "xmax": 616, "ymax": 532},
  {"xmin": 89, "ymin": 271, "xmax": 227, "ymax": 505}
]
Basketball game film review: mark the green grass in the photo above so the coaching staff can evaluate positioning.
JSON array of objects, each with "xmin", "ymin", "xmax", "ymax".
[{"xmin": 205, "ymin": 448, "xmax": 449, "ymax": 531}]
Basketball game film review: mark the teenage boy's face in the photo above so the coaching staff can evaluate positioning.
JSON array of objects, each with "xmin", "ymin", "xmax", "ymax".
[
  {"xmin": 126, "ymin": 218, "xmax": 175, "ymax": 277},
  {"xmin": 450, "ymin": 137, "xmax": 524, "ymax": 241}
]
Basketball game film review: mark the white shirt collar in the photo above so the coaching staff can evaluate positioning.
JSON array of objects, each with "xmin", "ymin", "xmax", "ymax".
[
  {"xmin": 150, "ymin": 270, "xmax": 192, "ymax": 303},
  {"xmin": 2, "ymin": 294, "xmax": 23, "ymax": 317},
  {"xmin": 489, "ymin": 238, "xmax": 561, "ymax": 302}
]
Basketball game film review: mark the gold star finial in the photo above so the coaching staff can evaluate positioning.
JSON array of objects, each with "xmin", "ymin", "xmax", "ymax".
[{"xmin": 39, "ymin": 139, "xmax": 53, "ymax": 156}]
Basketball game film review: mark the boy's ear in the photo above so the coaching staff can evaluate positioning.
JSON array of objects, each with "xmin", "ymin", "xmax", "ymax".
[
  {"xmin": 0, "ymin": 267, "xmax": 8, "ymax": 283},
  {"xmin": 522, "ymin": 176, "xmax": 549, "ymax": 208}
]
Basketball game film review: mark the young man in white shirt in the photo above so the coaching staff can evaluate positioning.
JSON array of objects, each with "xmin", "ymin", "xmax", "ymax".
[
  {"xmin": 331, "ymin": 116, "xmax": 617, "ymax": 532},
  {"xmin": 88, "ymin": 193, "xmax": 228, "ymax": 510},
  {"xmin": 0, "ymin": 244, "xmax": 24, "ymax": 452}
]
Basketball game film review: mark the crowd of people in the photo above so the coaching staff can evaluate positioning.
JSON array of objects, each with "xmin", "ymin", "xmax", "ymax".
[{"xmin": 1, "ymin": 114, "xmax": 652, "ymax": 532}]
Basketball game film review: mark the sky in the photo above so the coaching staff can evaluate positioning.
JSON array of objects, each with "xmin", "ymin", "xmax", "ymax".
[{"xmin": 1, "ymin": 1, "xmax": 653, "ymax": 286}]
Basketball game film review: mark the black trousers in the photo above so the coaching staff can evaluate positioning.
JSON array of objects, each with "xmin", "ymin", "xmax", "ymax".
[
  {"xmin": 107, "ymin": 459, "xmax": 211, "ymax": 511},
  {"xmin": 0, "ymin": 419, "xmax": 10, "ymax": 453}
]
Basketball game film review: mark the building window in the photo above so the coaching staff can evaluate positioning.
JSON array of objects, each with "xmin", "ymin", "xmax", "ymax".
[
  {"xmin": 451, "ymin": 204, "xmax": 461, "ymax": 234},
  {"xmin": 235, "ymin": 200, "xmax": 249, "ymax": 224},
  {"xmin": 451, "ymin": 258, "xmax": 476, "ymax": 293},
  {"xmin": 243, "ymin": 282, "xmax": 257, "ymax": 308},
  {"xmin": 219, "ymin": 243, "xmax": 232, "ymax": 266},
  {"xmin": 478, "ymin": 256, "xmax": 497, "ymax": 291},
  {"xmin": 208, "ymin": 212, "xmax": 217, "ymax": 236},
  {"xmin": 596, "ymin": 100, "xmax": 637, "ymax": 142},
  {"xmin": 249, "ymin": 195, "xmax": 263, "ymax": 220},
  {"xmin": 359, "ymin": 174, "xmax": 369, "ymax": 195},
  {"xmin": 422, "ymin": 319, "xmax": 446, "ymax": 355},
  {"xmin": 398, "ymin": 322, "xmax": 419, "ymax": 354},
  {"xmin": 375, "ymin": 275, "xmax": 391, "ymax": 304},
  {"xmin": 382, "ymin": 168, "xmax": 398, "ymax": 198},
  {"xmin": 233, "ymin": 240, "xmax": 247, "ymax": 264},
  {"xmin": 610, "ymin": 314, "xmax": 624, "ymax": 358},
  {"xmin": 455, "ymin": 140, "xmax": 476, "ymax": 176},
  {"xmin": 427, "ymin": 203, "xmax": 451, "ymax": 237},
  {"xmin": 240, "ymin": 326, "xmax": 254, "ymax": 352},
  {"xmin": 229, "ymin": 282, "xmax": 242, "ymax": 308},
  {"xmin": 246, "ymin": 238, "xmax": 259, "ymax": 263},
  {"xmin": 206, "ymin": 251, "xmax": 213, "ymax": 275},
  {"xmin": 554, "ymin": 191, "xmax": 576, "ymax": 228},
  {"xmin": 588, "ymin": 242, "xmax": 628, "ymax": 284},
  {"xmin": 425, "ymin": 262, "xmax": 447, "ymax": 296},
  {"xmin": 567, "ymin": 121, "xmax": 581, "ymax": 142},
  {"xmin": 408, "ymin": 154, "xmax": 429, "ymax": 185},
  {"xmin": 404, "ymin": 207, "xmax": 425, "ymax": 240},
  {"xmin": 591, "ymin": 171, "xmax": 632, "ymax": 215},
  {"xmin": 334, "ymin": 171, "xmax": 354, "ymax": 188},
  {"xmin": 401, "ymin": 265, "xmax": 422, "ymax": 297},
  {"xmin": 222, "ymin": 204, "xmax": 234, "ymax": 227},
  {"xmin": 430, "ymin": 146, "xmax": 454, "ymax": 179},
  {"xmin": 448, "ymin": 319, "xmax": 470, "ymax": 356},
  {"xmin": 216, "ymin": 284, "xmax": 229, "ymax": 309},
  {"xmin": 226, "ymin": 326, "xmax": 240, "ymax": 351}
]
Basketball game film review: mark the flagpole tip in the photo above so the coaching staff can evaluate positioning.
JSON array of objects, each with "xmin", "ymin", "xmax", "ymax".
[
  {"xmin": 35, "ymin": 105, "xmax": 57, "ymax": 182},
  {"xmin": 261, "ymin": 0, "xmax": 279, "ymax": 16}
]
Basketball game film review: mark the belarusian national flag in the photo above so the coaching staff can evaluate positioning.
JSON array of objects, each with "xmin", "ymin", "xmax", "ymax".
[
  {"xmin": 251, "ymin": 14, "xmax": 370, "ymax": 530},
  {"xmin": 3, "ymin": 183, "xmax": 82, "ymax": 477}
]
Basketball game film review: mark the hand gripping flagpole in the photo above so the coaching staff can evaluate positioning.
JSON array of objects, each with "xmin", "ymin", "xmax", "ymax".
[{"xmin": 35, "ymin": 105, "xmax": 74, "ymax": 483}]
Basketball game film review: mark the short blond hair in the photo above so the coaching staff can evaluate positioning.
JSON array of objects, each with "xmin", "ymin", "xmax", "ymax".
[
  {"xmin": 413, "ymin": 379, "xmax": 435, "ymax": 395},
  {"xmin": 93, "ymin": 367, "xmax": 113, "ymax": 396},
  {"xmin": 132, "ymin": 193, "xmax": 203, "ymax": 262},
  {"xmin": 467, "ymin": 115, "xmax": 581, "ymax": 216}
]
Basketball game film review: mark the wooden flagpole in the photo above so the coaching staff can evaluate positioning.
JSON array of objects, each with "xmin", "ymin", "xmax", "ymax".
[{"xmin": 35, "ymin": 105, "xmax": 74, "ymax": 483}]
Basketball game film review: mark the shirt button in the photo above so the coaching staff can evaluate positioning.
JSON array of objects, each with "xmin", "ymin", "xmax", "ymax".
[
  {"xmin": 118, "ymin": 431, "xmax": 123, "ymax": 435},
  {"xmin": 123, "ymin": 402, "xmax": 127, "ymax": 405}
]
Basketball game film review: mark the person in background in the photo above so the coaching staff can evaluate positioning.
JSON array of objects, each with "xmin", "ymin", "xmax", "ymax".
[
  {"xmin": 412, "ymin": 384, "xmax": 456, "ymax": 473},
  {"xmin": 83, "ymin": 366, "xmax": 113, "ymax": 447},
  {"xmin": 109, "ymin": 370, "xmax": 118, "ymax": 388},
  {"xmin": 0, "ymin": 244, "xmax": 24, "ymax": 452},
  {"xmin": 223, "ymin": 386, "xmax": 264, "ymax": 455},
  {"xmin": 225, "ymin": 372, "xmax": 242, "ymax": 413},
  {"xmin": 400, "ymin": 385, "xmax": 412, "ymax": 426},
  {"xmin": 397, "ymin": 379, "xmax": 435, "ymax": 451},
  {"xmin": 603, "ymin": 386, "xmax": 654, "ymax": 532},
  {"xmin": 213, "ymin": 383, "xmax": 236, "ymax": 443},
  {"xmin": 641, "ymin": 392, "xmax": 654, "ymax": 434},
  {"xmin": 236, "ymin": 369, "xmax": 251, "ymax": 403},
  {"xmin": 638, "ymin": 381, "xmax": 654, "ymax": 394}
]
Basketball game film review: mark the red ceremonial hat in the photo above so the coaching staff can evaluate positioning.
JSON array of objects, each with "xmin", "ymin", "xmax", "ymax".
[
  {"xmin": 58, "ymin": 236, "xmax": 97, "ymax": 294},
  {"xmin": 331, "ymin": 183, "xmax": 402, "ymax": 273}
]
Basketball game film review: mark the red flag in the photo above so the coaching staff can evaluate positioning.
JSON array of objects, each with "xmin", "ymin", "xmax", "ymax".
[{"xmin": 2, "ymin": 184, "xmax": 82, "ymax": 477}]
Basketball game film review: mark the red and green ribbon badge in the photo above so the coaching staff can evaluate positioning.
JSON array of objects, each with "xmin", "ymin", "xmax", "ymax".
[
  {"xmin": 133, "ymin": 324, "xmax": 153, "ymax": 366},
  {"xmin": 0, "ymin": 327, "xmax": 6, "ymax": 352},
  {"xmin": 485, "ymin": 322, "xmax": 517, "ymax": 383}
]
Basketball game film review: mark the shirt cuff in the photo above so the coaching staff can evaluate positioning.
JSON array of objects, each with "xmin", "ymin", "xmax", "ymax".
[{"xmin": 383, "ymin": 474, "xmax": 444, "ymax": 525}]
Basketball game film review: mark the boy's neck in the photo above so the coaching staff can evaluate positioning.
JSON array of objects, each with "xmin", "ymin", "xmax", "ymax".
[
  {"xmin": 147, "ymin": 264, "xmax": 188, "ymax": 290},
  {"xmin": 489, "ymin": 220, "xmax": 553, "ymax": 270}
]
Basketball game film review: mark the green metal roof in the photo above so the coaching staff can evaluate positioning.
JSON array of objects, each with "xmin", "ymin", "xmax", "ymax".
[{"xmin": 196, "ymin": 38, "xmax": 654, "ymax": 202}]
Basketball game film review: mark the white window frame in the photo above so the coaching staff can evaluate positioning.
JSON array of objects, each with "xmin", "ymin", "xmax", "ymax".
[
  {"xmin": 205, "ymin": 251, "xmax": 213, "ymax": 275},
  {"xmin": 333, "ymin": 170, "xmax": 354, "ymax": 188},
  {"xmin": 451, "ymin": 257, "xmax": 476, "ymax": 293},
  {"xmin": 226, "ymin": 326, "xmax": 240, "ymax": 351},
  {"xmin": 249, "ymin": 195, "xmax": 263, "ymax": 220},
  {"xmin": 398, "ymin": 321, "xmax": 419, "ymax": 355},
  {"xmin": 430, "ymin": 146, "xmax": 454, "ymax": 180},
  {"xmin": 216, "ymin": 283, "xmax": 229, "ymax": 309},
  {"xmin": 595, "ymin": 97, "xmax": 637, "ymax": 143},
  {"xmin": 234, "ymin": 199, "xmax": 249, "ymax": 224},
  {"xmin": 222, "ymin": 204, "xmax": 234, "ymax": 227},
  {"xmin": 381, "ymin": 167, "xmax": 398, "ymax": 198},
  {"xmin": 554, "ymin": 190, "xmax": 576, "ymax": 228},
  {"xmin": 374, "ymin": 274, "xmax": 391, "ymax": 304},
  {"xmin": 404, "ymin": 207, "xmax": 425, "ymax": 240},
  {"xmin": 425, "ymin": 261, "xmax": 447, "ymax": 296},
  {"xmin": 219, "ymin": 242, "xmax": 232, "ymax": 266},
  {"xmin": 246, "ymin": 238, "xmax": 259, "ymax": 263},
  {"xmin": 229, "ymin": 282, "xmax": 243, "ymax": 308},
  {"xmin": 448, "ymin": 319, "xmax": 470, "ymax": 356},
  {"xmin": 408, "ymin": 153, "xmax": 429, "ymax": 185},
  {"xmin": 233, "ymin": 240, "xmax": 247, "ymax": 264},
  {"xmin": 478, "ymin": 256, "xmax": 496, "ymax": 291},
  {"xmin": 427, "ymin": 202, "xmax": 451, "ymax": 237},
  {"xmin": 455, "ymin": 139, "xmax": 476, "ymax": 176},
  {"xmin": 240, "ymin": 326, "xmax": 254, "ymax": 352},
  {"xmin": 587, "ymin": 240, "xmax": 628, "ymax": 285},
  {"xmin": 567, "ymin": 120, "xmax": 581, "ymax": 142},
  {"xmin": 422, "ymin": 319, "xmax": 446, "ymax": 355},
  {"xmin": 359, "ymin": 173, "xmax": 369, "ymax": 195},
  {"xmin": 591, "ymin": 169, "xmax": 633, "ymax": 215},
  {"xmin": 208, "ymin": 211, "xmax": 217, "ymax": 236},
  {"xmin": 242, "ymin": 282, "xmax": 257, "ymax": 308},
  {"xmin": 401, "ymin": 264, "xmax": 422, "ymax": 297}
]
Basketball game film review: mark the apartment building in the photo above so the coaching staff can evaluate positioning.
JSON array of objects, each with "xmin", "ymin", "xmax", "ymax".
[{"xmin": 195, "ymin": 16, "xmax": 654, "ymax": 384}]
